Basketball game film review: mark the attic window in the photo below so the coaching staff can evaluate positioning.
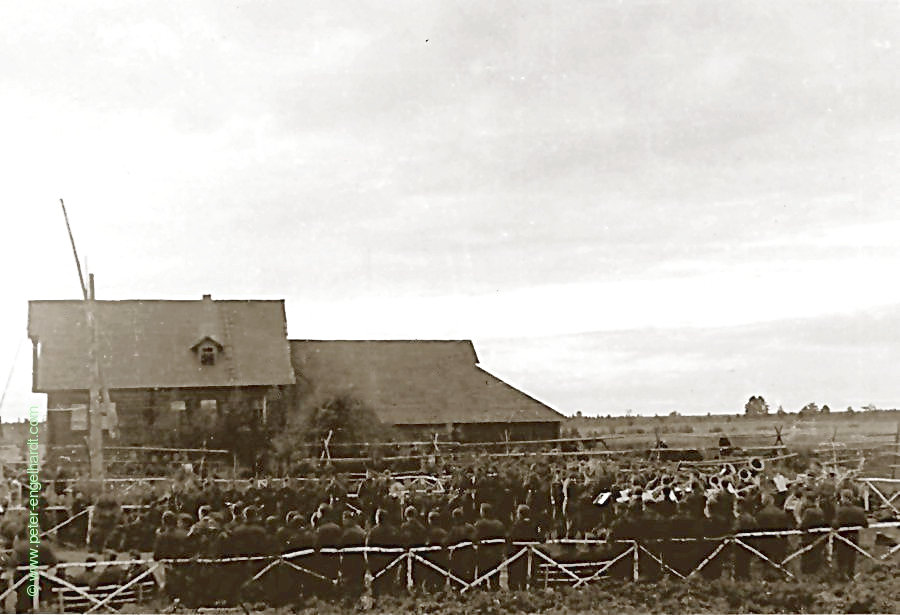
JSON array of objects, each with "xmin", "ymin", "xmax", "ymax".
[{"xmin": 200, "ymin": 345, "xmax": 216, "ymax": 366}]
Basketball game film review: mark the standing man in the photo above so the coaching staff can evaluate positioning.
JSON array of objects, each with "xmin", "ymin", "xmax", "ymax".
[
  {"xmin": 446, "ymin": 507, "xmax": 475, "ymax": 585},
  {"xmin": 799, "ymin": 493, "xmax": 826, "ymax": 576},
  {"xmin": 473, "ymin": 503, "xmax": 506, "ymax": 590},
  {"xmin": 833, "ymin": 490, "xmax": 868, "ymax": 579},
  {"xmin": 754, "ymin": 493, "xmax": 793, "ymax": 579},
  {"xmin": 366, "ymin": 508, "xmax": 399, "ymax": 598},
  {"xmin": 339, "ymin": 511, "xmax": 367, "ymax": 599},
  {"xmin": 507, "ymin": 504, "xmax": 539, "ymax": 590}
]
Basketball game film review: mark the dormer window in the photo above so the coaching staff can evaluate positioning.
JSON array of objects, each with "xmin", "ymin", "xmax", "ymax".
[
  {"xmin": 200, "ymin": 345, "xmax": 216, "ymax": 365},
  {"xmin": 191, "ymin": 335, "xmax": 224, "ymax": 366}
]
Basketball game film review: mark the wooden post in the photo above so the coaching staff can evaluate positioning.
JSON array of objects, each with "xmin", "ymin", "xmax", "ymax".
[
  {"xmin": 31, "ymin": 572, "xmax": 38, "ymax": 613},
  {"xmin": 526, "ymin": 546, "xmax": 533, "ymax": 589},
  {"xmin": 60, "ymin": 200, "xmax": 105, "ymax": 479},
  {"xmin": 831, "ymin": 427, "xmax": 839, "ymax": 471},
  {"xmin": 406, "ymin": 551, "xmax": 413, "ymax": 591},
  {"xmin": 893, "ymin": 423, "xmax": 899, "ymax": 480},
  {"xmin": 632, "ymin": 541, "xmax": 639, "ymax": 582}
]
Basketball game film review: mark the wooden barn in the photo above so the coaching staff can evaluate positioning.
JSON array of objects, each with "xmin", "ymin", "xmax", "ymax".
[
  {"xmin": 289, "ymin": 340, "xmax": 563, "ymax": 442},
  {"xmin": 27, "ymin": 295, "xmax": 295, "ymax": 450}
]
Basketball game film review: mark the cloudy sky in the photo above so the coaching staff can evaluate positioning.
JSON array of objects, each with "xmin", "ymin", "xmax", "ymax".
[{"xmin": 2, "ymin": 1, "xmax": 900, "ymax": 419}]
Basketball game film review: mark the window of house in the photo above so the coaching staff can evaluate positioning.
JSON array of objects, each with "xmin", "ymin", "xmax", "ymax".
[
  {"xmin": 101, "ymin": 402, "xmax": 117, "ymax": 431},
  {"xmin": 170, "ymin": 401, "xmax": 186, "ymax": 412},
  {"xmin": 252, "ymin": 398, "xmax": 267, "ymax": 423},
  {"xmin": 200, "ymin": 399, "xmax": 217, "ymax": 412},
  {"xmin": 200, "ymin": 345, "xmax": 216, "ymax": 365}
]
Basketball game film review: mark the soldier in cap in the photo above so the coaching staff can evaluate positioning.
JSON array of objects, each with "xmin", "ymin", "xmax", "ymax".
[
  {"xmin": 225, "ymin": 505, "xmax": 272, "ymax": 603},
  {"xmin": 339, "ymin": 510, "xmax": 368, "ymax": 598},
  {"xmin": 400, "ymin": 506, "xmax": 427, "ymax": 548},
  {"xmin": 473, "ymin": 503, "xmax": 506, "ymax": 590},
  {"xmin": 732, "ymin": 495, "xmax": 757, "ymax": 580},
  {"xmin": 700, "ymin": 491, "xmax": 733, "ymax": 580},
  {"xmin": 420, "ymin": 510, "xmax": 449, "ymax": 593},
  {"xmin": 153, "ymin": 511, "xmax": 189, "ymax": 601},
  {"xmin": 833, "ymin": 489, "xmax": 868, "ymax": 579},
  {"xmin": 446, "ymin": 507, "xmax": 476, "ymax": 585},
  {"xmin": 799, "ymin": 492, "xmax": 827, "ymax": 576},
  {"xmin": 311, "ymin": 504, "xmax": 342, "ymax": 598},
  {"xmin": 366, "ymin": 508, "xmax": 400, "ymax": 597},
  {"xmin": 507, "ymin": 504, "xmax": 539, "ymax": 590},
  {"xmin": 90, "ymin": 493, "xmax": 123, "ymax": 553},
  {"xmin": 754, "ymin": 492, "xmax": 793, "ymax": 579},
  {"xmin": 282, "ymin": 513, "xmax": 314, "ymax": 601}
]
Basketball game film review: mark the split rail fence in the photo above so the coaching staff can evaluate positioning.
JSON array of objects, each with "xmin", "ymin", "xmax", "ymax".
[{"xmin": 5, "ymin": 520, "xmax": 900, "ymax": 613}]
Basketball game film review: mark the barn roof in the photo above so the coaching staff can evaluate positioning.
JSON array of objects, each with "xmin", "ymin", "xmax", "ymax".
[
  {"xmin": 28, "ymin": 298, "xmax": 295, "ymax": 391},
  {"xmin": 289, "ymin": 340, "xmax": 563, "ymax": 425}
]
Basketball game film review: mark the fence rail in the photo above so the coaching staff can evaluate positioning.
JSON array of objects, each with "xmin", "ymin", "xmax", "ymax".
[{"xmin": 7, "ymin": 521, "xmax": 900, "ymax": 613}]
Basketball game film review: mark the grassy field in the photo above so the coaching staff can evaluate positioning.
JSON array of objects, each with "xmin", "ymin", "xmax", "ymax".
[
  {"xmin": 563, "ymin": 410, "xmax": 900, "ymax": 477},
  {"xmin": 565, "ymin": 410, "xmax": 899, "ymax": 447}
]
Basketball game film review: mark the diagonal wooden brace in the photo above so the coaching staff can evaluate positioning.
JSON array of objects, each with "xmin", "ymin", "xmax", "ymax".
[
  {"xmin": 38, "ymin": 570, "xmax": 106, "ymax": 607},
  {"xmin": 880, "ymin": 540, "xmax": 900, "ymax": 561},
  {"xmin": 687, "ymin": 539, "xmax": 728, "ymax": 578},
  {"xmin": 831, "ymin": 532, "xmax": 880, "ymax": 563},
  {"xmin": 409, "ymin": 552, "xmax": 471, "ymax": 589},
  {"xmin": 368, "ymin": 552, "xmax": 408, "ymax": 582},
  {"xmin": 0, "ymin": 574, "xmax": 30, "ymax": 603},
  {"xmin": 84, "ymin": 563, "xmax": 159, "ymax": 614},
  {"xmin": 782, "ymin": 532, "xmax": 828, "ymax": 566},
  {"xmin": 530, "ymin": 545, "xmax": 584, "ymax": 584},
  {"xmin": 39, "ymin": 506, "xmax": 91, "ymax": 538},
  {"xmin": 866, "ymin": 482, "xmax": 900, "ymax": 516},
  {"xmin": 732, "ymin": 538, "xmax": 794, "ymax": 578},
  {"xmin": 279, "ymin": 557, "xmax": 339, "ymax": 584},
  {"xmin": 462, "ymin": 547, "xmax": 529, "ymax": 593},
  {"xmin": 573, "ymin": 544, "xmax": 636, "ymax": 588},
  {"xmin": 249, "ymin": 558, "xmax": 282, "ymax": 582},
  {"xmin": 638, "ymin": 544, "xmax": 687, "ymax": 579}
]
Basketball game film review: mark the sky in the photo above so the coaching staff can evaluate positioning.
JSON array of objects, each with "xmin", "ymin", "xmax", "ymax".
[{"xmin": 2, "ymin": 1, "xmax": 900, "ymax": 419}]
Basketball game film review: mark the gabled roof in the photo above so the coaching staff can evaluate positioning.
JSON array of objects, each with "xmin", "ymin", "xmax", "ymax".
[
  {"xmin": 28, "ymin": 298, "xmax": 295, "ymax": 391},
  {"xmin": 191, "ymin": 336, "xmax": 224, "ymax": 351},
  {"xmin": 289, "ymin": 340, "xmax": 563, "ymax": 425}
]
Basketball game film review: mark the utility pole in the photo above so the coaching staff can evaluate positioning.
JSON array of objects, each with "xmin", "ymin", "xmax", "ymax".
[
  {"xmin": 60, "ymin": 199, "xmax": 105, "ymax": 479},
  {"xmin": 893, "ymin": 422, "xmax": 899, "ymax": 481}
]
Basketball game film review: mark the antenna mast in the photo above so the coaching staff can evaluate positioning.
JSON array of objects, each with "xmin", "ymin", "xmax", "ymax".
[{"xmin": 59, "ymin": 199, "xmax": 106, "ymax": 479}]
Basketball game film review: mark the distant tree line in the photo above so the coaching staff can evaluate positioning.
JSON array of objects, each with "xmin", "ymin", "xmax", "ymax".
[{"xmin": 745, "ymin": 396, "xmax": 889, "ymax": 417}]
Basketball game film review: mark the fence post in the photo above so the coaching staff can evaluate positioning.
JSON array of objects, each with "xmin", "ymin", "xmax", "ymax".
[
  {"xmin": 632, "ymin": 541, "xmax": 639, "ymax": 582},
  {"xmin": 526, "ymin": 546, "xmax": 533, "ymax": 589},
  {"xmin": 406, "ymin": 551, "xmax": 413, "ymax": 591},
  {"xmin": 86, "ymin": 506, "xmax": 94, "ymax": 547},
  {"xmin": 31, "ymin": 572, "xmax": 38, "ymax": 613},
  {"xmin": 893, "ymin": 422, "xmax": 899, "ymax": 480}
]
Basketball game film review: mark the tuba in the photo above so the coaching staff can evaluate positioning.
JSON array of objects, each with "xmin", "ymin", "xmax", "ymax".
[
  {"xmin": 749, "ymin": 457, "xmax": 765, "ymax": 474},
  {"xmin": 719, "ymin": 463, "xmax": 737, "ymax": 477}
]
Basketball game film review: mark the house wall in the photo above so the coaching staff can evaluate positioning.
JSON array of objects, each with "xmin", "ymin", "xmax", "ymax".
[
  {"xmin": 451, "ymin": 421, "xmax": 561, "ymax": 443},
  {"xmin": 392, "ymin": 423, "xmax": 453, "ymax": 441},
  {"xmin": 45, "ymin": 385, "xmax": 287, "ymax": 448}
]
